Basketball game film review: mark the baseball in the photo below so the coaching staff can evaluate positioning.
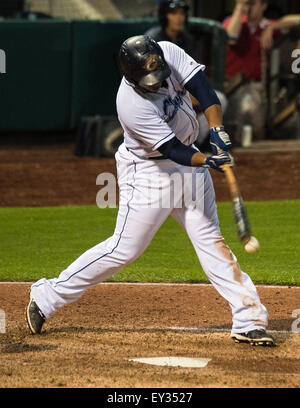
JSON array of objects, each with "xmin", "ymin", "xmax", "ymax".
[{"xmin": 244, "ymin": 236, "xmax": 260, "ymax": 253}]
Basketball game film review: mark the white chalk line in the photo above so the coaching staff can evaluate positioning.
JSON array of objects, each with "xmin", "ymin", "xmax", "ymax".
[
  {"xmin": 255, "ymin": 373, "xmax": 300, "ymax": 377},
  {"xmin": 0, "ymin": 282, "xmax": 299, "ymax": 289},
  {"xmin": 165, "ymin": 326, "xmax": 296, "ymax": 335},
  {"xmin": 74, "ymin": 325, "xmax": 295, "ymax": 335}
]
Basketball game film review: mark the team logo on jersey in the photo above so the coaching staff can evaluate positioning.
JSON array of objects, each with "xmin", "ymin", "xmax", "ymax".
[
  {"xmin": 144, "ymin": 54, "xmax": 160, "ymax": 72},
  {"xmin": 163, "ymin": 94, "xmax": 183, "ymax": 122}
]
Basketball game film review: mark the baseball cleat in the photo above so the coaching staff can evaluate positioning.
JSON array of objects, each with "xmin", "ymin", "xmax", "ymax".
[
  {"xmin": 231, "ymin": 329, "xmax": 274, "ymax": 346},
  {"xmin": 26, "ymin": 297, "xmax": 46, "ymax": 334}
]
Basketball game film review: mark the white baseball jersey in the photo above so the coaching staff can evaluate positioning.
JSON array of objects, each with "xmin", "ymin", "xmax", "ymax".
[{"xmin": 116, "ymin": 41, "xmax": 205, "ymax": 159}]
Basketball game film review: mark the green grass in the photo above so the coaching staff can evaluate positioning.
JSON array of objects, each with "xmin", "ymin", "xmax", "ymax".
[{"xmin": 0, "ymin": 201, "xmax": 299, "ymax": 285}]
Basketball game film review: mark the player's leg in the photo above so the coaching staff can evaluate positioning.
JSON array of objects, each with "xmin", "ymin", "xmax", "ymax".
[
  {"xmin": 171, "ymin": 167, "xmax": 268, "ymax": 335},
  {"xmin": 30, "ymin": 158, "xmax": 172, "ymax": 321}
]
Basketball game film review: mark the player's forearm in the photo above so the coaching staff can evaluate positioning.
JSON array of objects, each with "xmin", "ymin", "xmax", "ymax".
[
  {"xmin": 226, "ymin": 3, "xmax": 244, "ymax": 43},
  {"xmin": 191, "ymin": 151, "xmax": 208, "ymax": 167},
  {"xmin": 157, "ymin": 137, "xmax": 228, "ymax": 169},
  {"xmin": 204, "ymin": 104, "xmax": 223, "ymax": 129},
  {"xmin": 158, "ymin": 137, "xmax": 206, "ymax": 167}
]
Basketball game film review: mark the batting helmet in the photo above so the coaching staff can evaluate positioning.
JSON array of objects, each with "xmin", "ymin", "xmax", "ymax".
[
  {"xmin": 158, "ymin": 0, "xmax": 189, "ymax": 28},
  {"xmin": 119, "ymin": 35, "xmax": 171, "ymax": 87}
]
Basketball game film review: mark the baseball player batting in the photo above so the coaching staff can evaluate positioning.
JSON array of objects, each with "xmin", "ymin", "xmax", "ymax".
[{"xmin": 26, "ymin": 36, "xmax": 274, "ymax": 346}]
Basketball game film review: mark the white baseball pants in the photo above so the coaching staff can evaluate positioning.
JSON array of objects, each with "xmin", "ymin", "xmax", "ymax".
[{"xmin": 31, "ymin": 143, "xmax": 268, "ymax": 333}]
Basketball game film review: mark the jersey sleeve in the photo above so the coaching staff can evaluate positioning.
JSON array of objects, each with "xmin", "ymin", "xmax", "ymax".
[
  {"xmin": 123, "ymin": 102, "xmax": 175, "ymax": 152},
  {"xmin": 158, "ymin": 41, "xmax": 205, "ymax": 86}
]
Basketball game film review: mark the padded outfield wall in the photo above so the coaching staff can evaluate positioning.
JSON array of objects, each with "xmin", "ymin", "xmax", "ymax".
[{"xmin": 0, "ymin": 18, "xmax": 227, "ymax": 132}]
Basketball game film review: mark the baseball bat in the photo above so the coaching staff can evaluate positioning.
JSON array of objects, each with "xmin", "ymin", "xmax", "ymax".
[{"xmin": 222, "ymin": 164, "xmax": 251, "ymax": 245}]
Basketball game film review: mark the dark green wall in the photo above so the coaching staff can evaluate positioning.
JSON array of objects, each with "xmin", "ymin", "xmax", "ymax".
[
  {"xmin": 0, "ymin": 20, "xmax": 72, "ymax": 130},
  {"xmin": 0, "ymin": 18, "xmax": 227, "ymax": 132},
  {"xmin": 70, "ymin": 19, "xmax": 157, "ymax": 128}
]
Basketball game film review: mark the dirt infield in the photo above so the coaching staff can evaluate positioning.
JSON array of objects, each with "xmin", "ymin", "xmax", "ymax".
[
  {"xmin": 0, "ymin": 143, "xmax": 299, "ymax": 388},
  {"xmin": 0, "ymin": 283, "xmax": 299, "ymax": 388}
]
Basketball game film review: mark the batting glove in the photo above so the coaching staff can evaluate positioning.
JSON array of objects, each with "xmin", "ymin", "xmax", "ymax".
[
  {"xmin": 204, "ymin": 152, "xmax": 234, "ymax": 173},
  {"xmin": 209, "ymin": 126, "xmax": 232, "ymax": 155}
]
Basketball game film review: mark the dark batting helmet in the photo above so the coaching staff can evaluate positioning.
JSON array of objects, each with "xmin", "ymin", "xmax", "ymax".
[
  {"xmin": 158, "ymin": 0, "xmax": 189, "ymax": 28},
  {"xmin": 119, "ymin": 35, "xmax": 171, "ymax": 87}
]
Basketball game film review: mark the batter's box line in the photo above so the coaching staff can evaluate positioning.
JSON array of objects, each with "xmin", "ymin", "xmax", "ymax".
[
  {"xmin": 94, "ymin": 326, "xmax": 293, "ymax": 335},
  {"xmin": 165, "ymin": 327, "xmax": 293, "ymax": 334}
]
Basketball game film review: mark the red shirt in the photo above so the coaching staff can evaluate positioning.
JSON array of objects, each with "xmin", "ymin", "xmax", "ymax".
[{"xmin": 223, "ymin": 16, "xmax": 278, "ymax": 81}]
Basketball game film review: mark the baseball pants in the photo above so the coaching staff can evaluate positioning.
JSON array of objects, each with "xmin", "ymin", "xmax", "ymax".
[{"xmin": 31, "ymin": 142, "xmax": 268, "ymax": 333}]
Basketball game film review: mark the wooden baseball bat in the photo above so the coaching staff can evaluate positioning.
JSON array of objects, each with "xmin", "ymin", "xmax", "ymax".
[{"xmin": 222, "ymin": 164, "xmax": 251, "ymax": 245}]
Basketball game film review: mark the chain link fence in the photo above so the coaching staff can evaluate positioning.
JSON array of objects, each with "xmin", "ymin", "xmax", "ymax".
[
  {"xmin": 0, "ymin": 0, "xmax": 122, "ymax": 19},
  {"xmin": 111, "ymin": 0, "xmax": 194, "ymax": 18},
  {"xmin": 0, "ymin": 0, "xmax": 196, "ymax": 20}
]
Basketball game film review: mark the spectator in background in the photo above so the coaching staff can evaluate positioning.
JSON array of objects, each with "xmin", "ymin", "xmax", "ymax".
[
  {"xmin": 145, "ymin": 0, "xmax": 228, "ymax": 149},
  {"xmin": 223, "ymin": 0, "xmax": 300, "ymax": 145},
  {"xmin": 145, "ymin": 0, "xmax": 195, "ymax": 57}
]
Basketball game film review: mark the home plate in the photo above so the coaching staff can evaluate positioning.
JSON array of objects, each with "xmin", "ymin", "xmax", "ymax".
[{"xmin": 129, "ymin": 357, "xmax": 211, "ymax": 368}]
